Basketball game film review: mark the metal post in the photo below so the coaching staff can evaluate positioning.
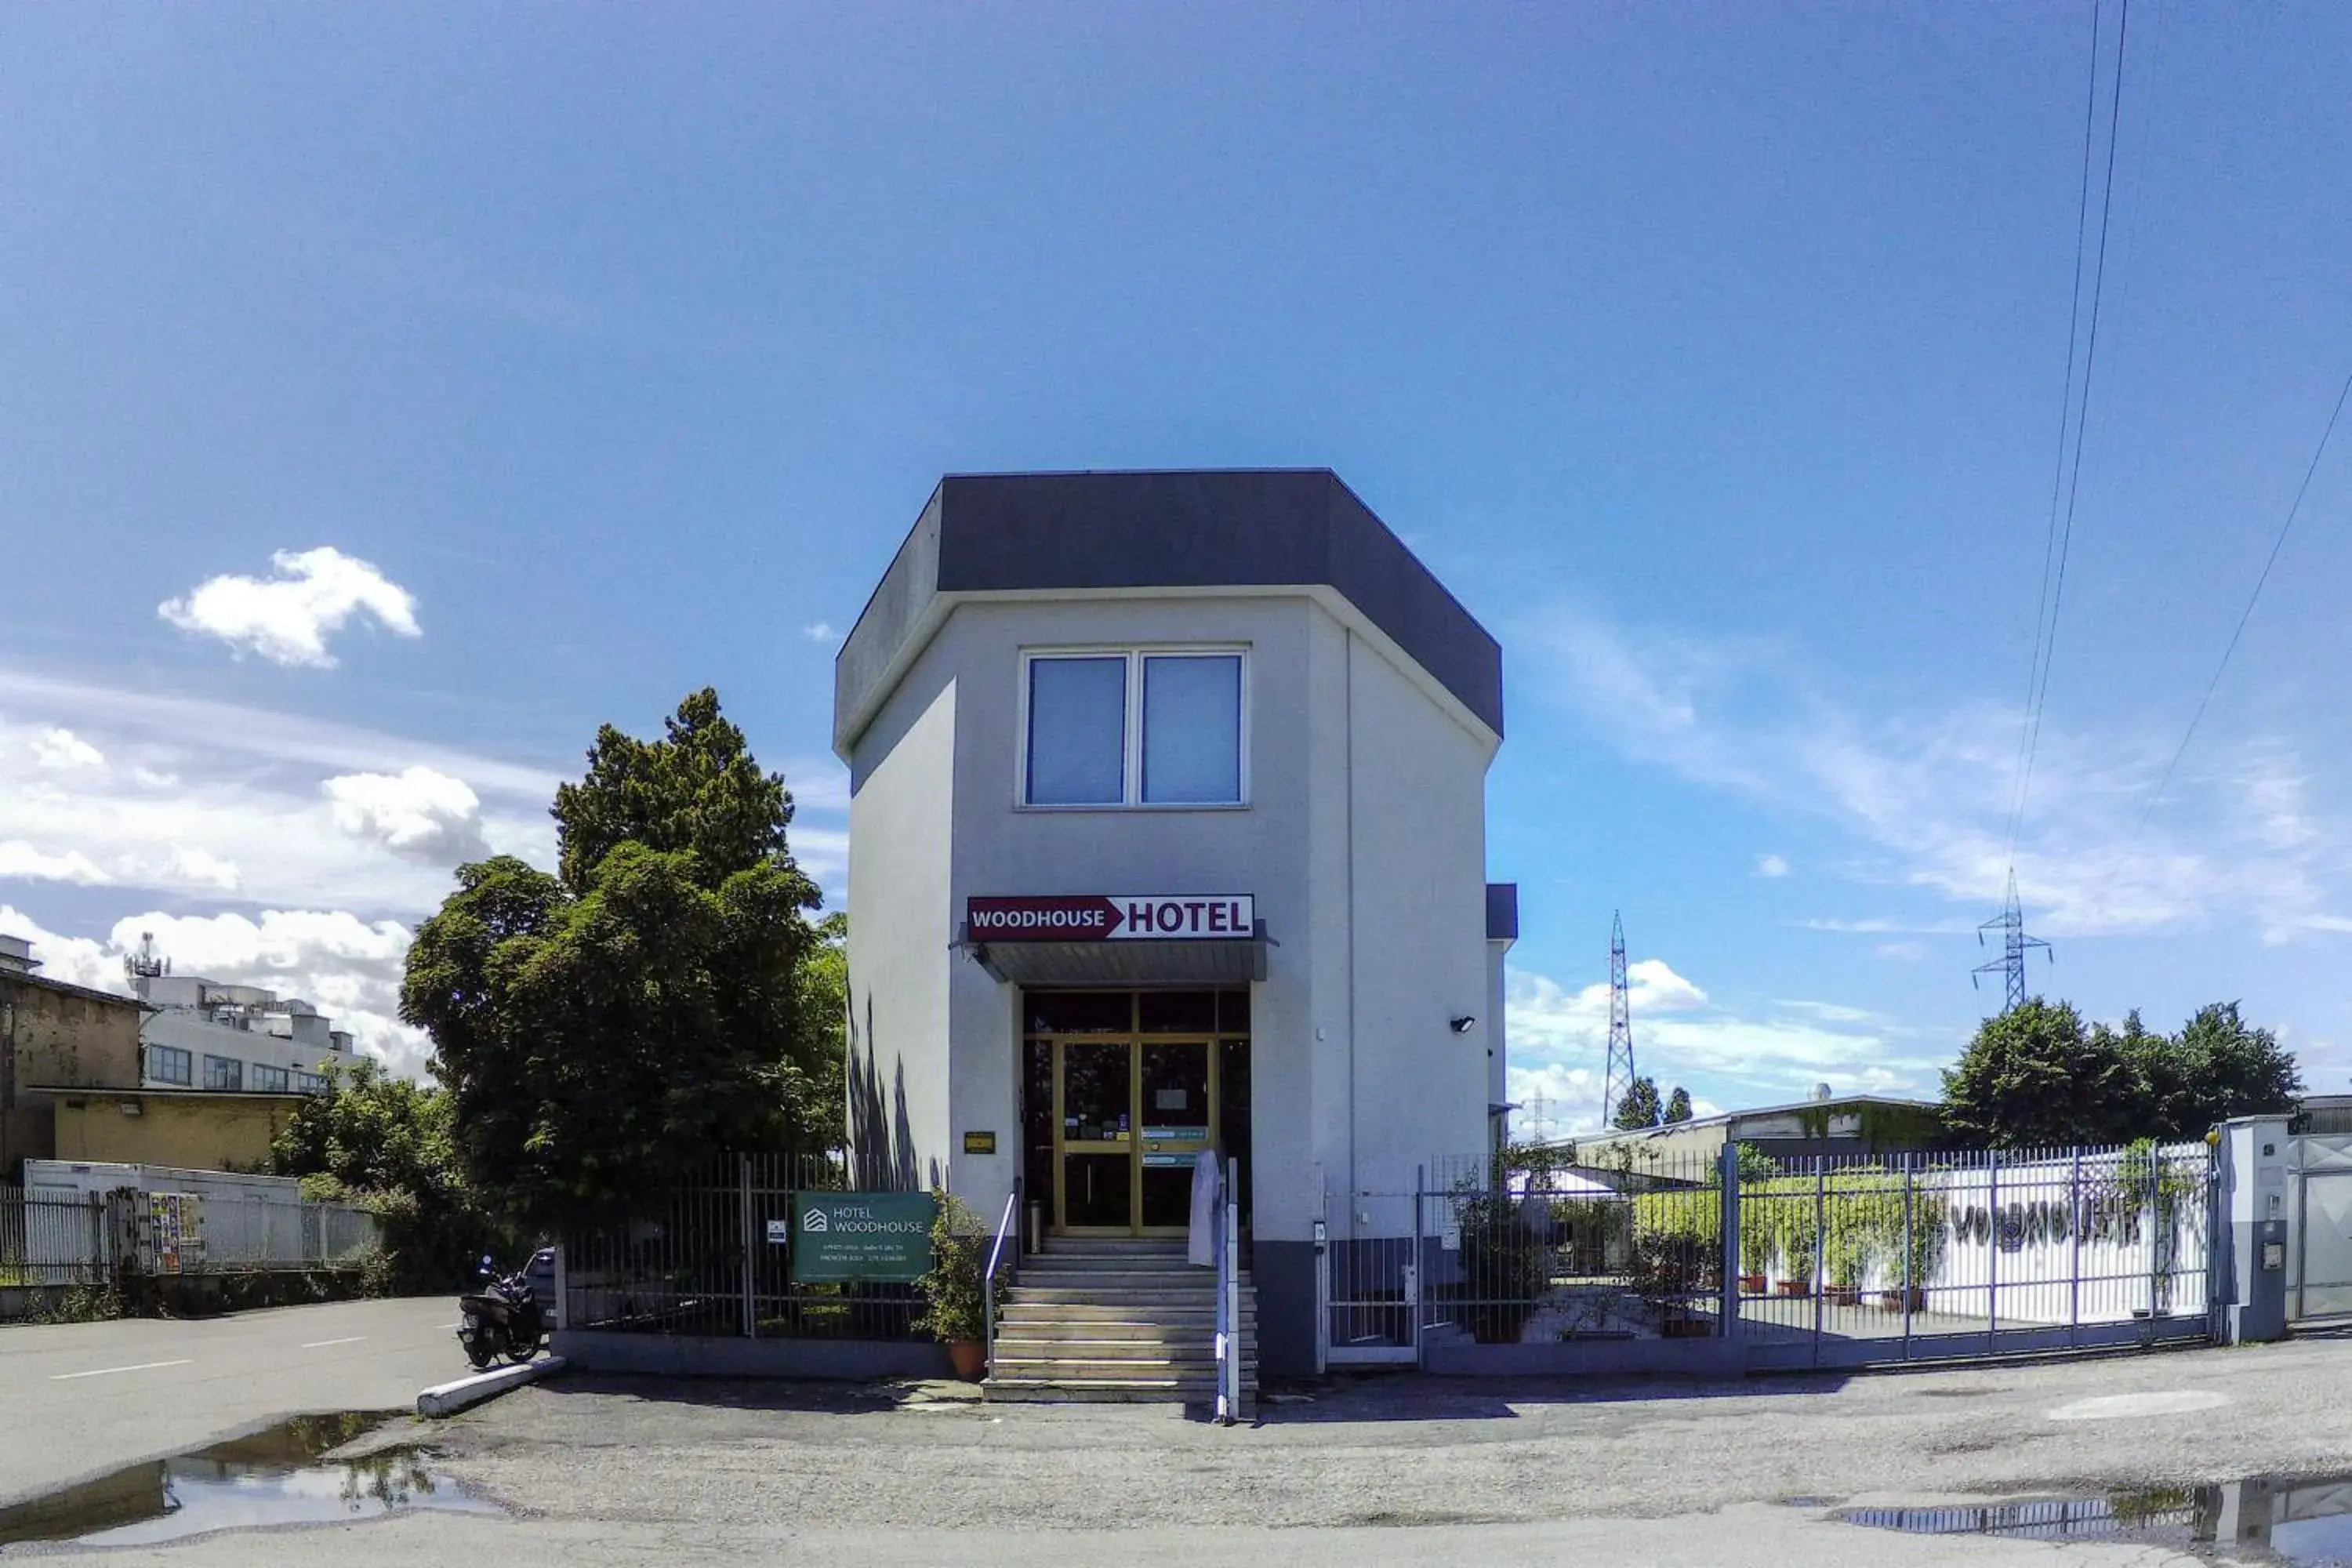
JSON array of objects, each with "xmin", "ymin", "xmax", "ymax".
[
  {"xmin": 1719, "ymin": 1142, "xmax": 1740, "ymax": 1341},
  {"xmin": 1222, "ymin": 1156, "xmax": 1242, "ymax": 1422},
  {"xmin": 1412, "ymin": 1163, "xmax": 1426, "ymax": 1366},
  {"xmin": 1986, "ymin": 1149, "xmax": 1999, "ymax": 1342},
  {"xmin": 739, "ymin": 1153, "xmax": 756, "ymax": 1340},
  {"xmin": 1900, "ymin": 1153, "xmax": 1915, "ymax": 1352},
  {"xmin": 1811, "ymin": 1159, "xmax": 1826, "ymax": 1363},
  {"xmin": 2147, "ymin": 1149, "xmax": 2162, "ymax": 1326},
  {"xmin": 2069, "ymin": 1147, "xmax": 2084, "ymax": 1348}
]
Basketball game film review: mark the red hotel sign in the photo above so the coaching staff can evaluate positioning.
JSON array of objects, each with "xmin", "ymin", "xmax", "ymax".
[{"xmin": 967, "ymin": 894, "xmax": 1256, "ymax": 942}]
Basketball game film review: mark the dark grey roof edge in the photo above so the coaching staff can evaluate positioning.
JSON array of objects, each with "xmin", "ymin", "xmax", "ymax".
[
  {"xmin": 1485, "ymin": 883, "xmax": 1519, "ymax": 942},
  {"xmin": 833, "ymin": 470, "xmax": 1503, "ymax": 755}
]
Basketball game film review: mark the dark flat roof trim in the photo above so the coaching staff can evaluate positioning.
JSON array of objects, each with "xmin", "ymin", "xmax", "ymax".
[
  {"xmin": 835, "ymin": 470, "xmax": 1503, "ymax": 752},
  {"xmin": 1485, "ymin": 883, "xmax": 1519, "ymax": 942}
]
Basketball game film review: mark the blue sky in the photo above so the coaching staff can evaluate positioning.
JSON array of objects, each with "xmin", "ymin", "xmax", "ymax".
[{"xmin": 4, "ymin": 5, "xmax": 2350, "ymax": 1134}]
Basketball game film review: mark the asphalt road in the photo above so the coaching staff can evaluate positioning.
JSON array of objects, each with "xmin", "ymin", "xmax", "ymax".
[
  {"xmin": 0, "ymin": 1296, "xmax": 459, "ymax": 1507},
  {"xmin": 14, "ymin": 1327, "xmax": 2352, "ymax": 1565}
]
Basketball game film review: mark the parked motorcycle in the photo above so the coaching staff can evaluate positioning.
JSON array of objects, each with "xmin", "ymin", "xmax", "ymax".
[{"xmin": 456, "ymin": 1254, "xmax": 546, "ymax": 1370}]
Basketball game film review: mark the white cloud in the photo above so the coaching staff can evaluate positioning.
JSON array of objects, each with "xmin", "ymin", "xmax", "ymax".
[
  {"xmin": 1755, "ymin": 853, "xmax": 1790, "ymax": 878},
  {"xmin": 33, "ymin": 728, "xmax": 104, "ymax": 771},
  {"xmin": 162, "ymin": 847, "xmax": 244, "ymax": 892},
  {"xmin": 159, "ymin": 546, "xmax": 420, "ymax": 668},
  {"xmin": 1532, "ymin": 610, "xmax": 2352, "ymax": 943},
  {"xmin": 1505, "ymin": 956, "xmax": 1951, "ymax": 1127},
  {"xmin": 802, "ymin": 622, "xmax": 839, "ymax": 644},
  {"xmin": 324, "ymin": 767, "xmax": 491, "ymax": 866},
  {"xmin": 0, "ymin": 905, "xmax": 432, "ymax": 1079},
  {"xmin": 1874, "ymin": 941, "xmax": 1927, "ymax": 961},
  {"xmin": 0, "ymin": 841, "xmax": 112, "ymax": 884}
]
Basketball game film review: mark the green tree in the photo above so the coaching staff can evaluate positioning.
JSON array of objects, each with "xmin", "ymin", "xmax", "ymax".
[
  {"xmin": 1944, "ymin": 999, "xmax": 2143, "ymax": 1148},
  {"xmin": 1662, "ymin": 1086, "xmax": 1694, "ymax": 1125},
  {"xmin": 271, "ymin": 1060, "xmax": 500, "ymax": 1289},
  {"xmin": 1613, "ymin": 1076, "xmax": 1663, "ymax": 1130},
  {"xmin": 403, "ymin": 689, "xmax": 831, "ymax": 1228},
  {"xmin": 2151, "ymin": 1002, "xmax": 2300, "ymax": 1138}
]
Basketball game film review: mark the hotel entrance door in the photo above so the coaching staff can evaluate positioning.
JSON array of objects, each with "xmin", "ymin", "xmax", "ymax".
[
  {"xmin": 1056, "ymin": 1039, "xmax": 1214, "ymax": 1234},
  {"xmin": 1023, "ymin": 989, "xmax": 1250, "ymax": 1238}
]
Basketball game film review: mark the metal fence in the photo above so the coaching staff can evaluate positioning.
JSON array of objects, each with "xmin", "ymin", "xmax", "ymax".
[
  {"xmin": 1, "ymin": 1184, "xmax": 379, "ymax": 1285},
  {"xmin": 563, "ymin": 1152, "xmax": 924, "ymax": 1340},
  {"xmin": 0, "ymin": 1185, "xmax": 119, "ymax": 1286},
  {"xmin": 1364, "ymin": 1141, "xmax": 2214, "ymax": 1370}
]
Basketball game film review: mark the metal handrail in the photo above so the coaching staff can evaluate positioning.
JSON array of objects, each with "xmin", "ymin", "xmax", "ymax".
[{"xmin": 981, "ymin": 1185, "xmax": 1020, "ymax": 1380}]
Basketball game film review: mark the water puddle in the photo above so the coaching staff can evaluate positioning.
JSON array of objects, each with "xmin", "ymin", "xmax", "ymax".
[
  {"xmin": 1834, "ymin": 1473, "xmax": 2352, "ymax": 1564},
  {"xmin": 0, "ymin": 1411, "xmax": 499, "ymax": 1549}
]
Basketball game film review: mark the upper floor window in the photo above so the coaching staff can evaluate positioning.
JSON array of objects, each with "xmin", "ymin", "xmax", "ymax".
[
  {"xmin": 146, "ymin": 1044, "xmax": 192, "ymax": 1087},
  {"xmin": 1022, "ymin": 649, "xmax": 1244, "ymax": 808},
  {"xmin": 251, "ymin": 1063, "xmax": 291, "ymax": 1092},
  {"xmin": 202, "ymin": 1054, "xmax": 243, "ymax": 1092},
  {"xmin": 293, "ymin": 1070, "xmax": 329, "ymax": 1094}
]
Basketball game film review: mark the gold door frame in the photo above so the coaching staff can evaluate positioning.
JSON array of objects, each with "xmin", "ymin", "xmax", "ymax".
[{"xmin": 1050, "ymin": 1033, "xmax": 1220, "ymax": 1237}]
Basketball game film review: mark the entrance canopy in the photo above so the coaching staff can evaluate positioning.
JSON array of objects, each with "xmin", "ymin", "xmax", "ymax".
[
  {"xmin": 962, "ymin": 893, "xmax": 1268, "ymax": 985},
  {"xmin": 971, "ymin": 935, "xmax": 1266, "ymax": 986}
]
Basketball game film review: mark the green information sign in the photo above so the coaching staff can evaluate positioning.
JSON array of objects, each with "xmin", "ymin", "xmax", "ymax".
[{"xmin": 789, "ymin": 1191, "xmax": 936, "ymax": 1283}]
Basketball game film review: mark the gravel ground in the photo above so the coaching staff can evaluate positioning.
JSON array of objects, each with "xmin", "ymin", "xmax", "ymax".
[{"xmin": 419, "ymin": 1334, "xmax": 2352, "ymax": 1532}]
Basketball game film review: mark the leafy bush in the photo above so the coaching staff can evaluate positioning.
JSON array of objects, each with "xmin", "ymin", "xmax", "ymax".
[{"xmin": 913, "ymin": 1191, "xmax": 1002, "ymax": 1345}]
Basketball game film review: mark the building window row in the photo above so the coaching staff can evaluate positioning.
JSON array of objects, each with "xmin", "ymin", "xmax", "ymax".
[
  {"xmin": 201, "ymin": 1054, "xmax": 244, "ymax": 1092},
  {"xmin": 145, "ymin": 1044, "xmax": 193, "ymax": 1087},
  {"xmin": 1022, "ymin": 649, "xmax": 1245, "ymax": 808},
  {"xmin": 293, "ymin": 1070, "xmax": 328, "ymax": 1094},
  {"xmin": 250, "ymin": 1063, "xmax": 291, "ymax": 1092}
]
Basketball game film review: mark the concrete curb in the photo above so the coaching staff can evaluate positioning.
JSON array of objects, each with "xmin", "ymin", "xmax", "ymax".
[{"xmin": 417, "ymin": 1354, "xmax": 567, "ymax": 1418}]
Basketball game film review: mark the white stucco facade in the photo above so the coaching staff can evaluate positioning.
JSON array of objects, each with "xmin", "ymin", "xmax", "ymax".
[{"xmin": 834, "ymin": 471, "xmax": 1514, "ymax": 1373}]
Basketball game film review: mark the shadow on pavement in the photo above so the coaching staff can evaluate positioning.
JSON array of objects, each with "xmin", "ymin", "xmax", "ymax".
[
  {"xmin": 532, "ymin": 1371, "xmax": 971, "ymax": 1414},
  {"xmin": 1250, "ymin": 1370, "xmax": 1854, "ymax": 1423}
]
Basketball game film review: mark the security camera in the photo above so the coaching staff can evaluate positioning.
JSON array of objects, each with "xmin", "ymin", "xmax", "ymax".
[{"xmin": 1449, "ymin": 1015, "xmax": 1476, "ymax": 1034}]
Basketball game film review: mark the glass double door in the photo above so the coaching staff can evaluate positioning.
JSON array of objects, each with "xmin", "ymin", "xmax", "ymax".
[{"xmin": 1056, "ymin": 1037, "xmax": 1217, "ymax": 1235}]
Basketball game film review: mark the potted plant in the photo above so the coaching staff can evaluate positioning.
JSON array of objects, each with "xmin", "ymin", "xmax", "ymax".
[
  {"xmin": 1823, "ymin": 1219, "xmax": 1870, "ymax": 1308},
  {"xmin": 913, "ymin": 1190, "xmax": 1001, "ymax": 1380},
  {"xmin": 1737, "ymin": 1198, "xmax": 1773, "ymax": 1298}
]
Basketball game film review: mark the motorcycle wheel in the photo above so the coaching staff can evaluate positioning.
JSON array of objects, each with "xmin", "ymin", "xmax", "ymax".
[
  {"xmin": 460, "ymin": 1314, "xmax": 497, "ymax": 1370},
  {"xmin": 504, "ymin": 1334, "xmax": 542, "ymax": 1365}
]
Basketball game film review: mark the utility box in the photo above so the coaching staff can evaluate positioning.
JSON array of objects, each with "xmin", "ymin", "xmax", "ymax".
[{"xmin": 2218, "ymin": 1116, "xmax": 2292, "ymax": 1343}]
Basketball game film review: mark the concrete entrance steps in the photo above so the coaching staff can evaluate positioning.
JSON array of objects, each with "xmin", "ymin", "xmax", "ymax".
[{"xmin": 985, "ymin": 1238, "xmax": 1256, "ymax": 1412}]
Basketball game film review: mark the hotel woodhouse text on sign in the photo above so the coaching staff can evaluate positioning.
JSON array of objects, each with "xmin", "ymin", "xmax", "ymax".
[{"xmin": 965, "ymin": 894, "xmax": 1256, "ymax": 942}]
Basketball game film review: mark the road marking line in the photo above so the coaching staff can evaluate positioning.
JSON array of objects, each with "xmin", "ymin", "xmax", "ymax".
[
  {"xmin": 300, "ymin": 1336, "xmax": 368, "ymax": 1349},
  {"xmin": 49, "ymin": 1359, "xmax": 194, "ymax": 1381}
]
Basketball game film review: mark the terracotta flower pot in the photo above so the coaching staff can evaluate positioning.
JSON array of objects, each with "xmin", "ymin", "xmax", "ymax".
[
  {"xmin": 1880, "ymin": 1288, "xmax": 1926, "ymax": 1312},
  {"xmin": 948, "ymin": 1340, "xmax": 987, "ymax": 1380},
  {"xmin": 1775, "ymin": 1279, "xmax": 1811, "ymax": 1298},
  {"xmin": 1737, "ymin": 1274, "xmax": 1767, "ymax": 1297},
  {"xmin": 1825, "ymin": 1284, "xmax": 1863, "ymax": 1308}
]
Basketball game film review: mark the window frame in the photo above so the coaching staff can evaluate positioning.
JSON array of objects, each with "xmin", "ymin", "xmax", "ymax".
[
  {"xmin": 201, "ymin": 1054, "xmax": 244, "ymax": 1092},
  {"xmin": 293, "ymin": 1070, "xmax": 328, "ymax": 1094},
  {"xmin": 1017, "ymin": 645, "xmax": 1250, "ymax": 811},
  {"xmin": 250, "ymin": 1062, "xmax": 291, "ymax": 1093},
  {"xmin": 146, "ymin": 1044, "xmax": 192, "ymax": 1087}
]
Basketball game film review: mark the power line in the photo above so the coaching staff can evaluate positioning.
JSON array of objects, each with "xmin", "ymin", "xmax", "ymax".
[
  {"xmin": 2009, "ymin": 0, "xmax": 2133, "ymax": 861},
  {"xmin": 2005, "ymin": 0, "xmax": 2107, "ymax": 858},
  {"xmin": 2127, "ymin": 367, "xmax": 2352, "ymax": 841}
]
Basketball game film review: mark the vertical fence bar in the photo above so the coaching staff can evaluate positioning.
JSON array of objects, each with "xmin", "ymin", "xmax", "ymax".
[
  {"xmin": 1901, "ymin": 1153, "xmax": 1915, "ymax": 1352},
  {"xmin": 739, "ymin": 1153, "xmax": 756, "ymax": 1339},
  {"xmin": 1811, "ymin": 1158, "xmax": 1827, "ymax": 1362},
  {"xmin": 1986, "ymin": 1148, "xmax": 2000, "ymax": 1342},
  {"xmin": 2147, "ymin": 1149, "xmax": 2161, "ymax": 1326},
  {"xmin": 1718, "ymin": 1142, "xmax": 1740, "ymax": 1341},
  {"xmin": 2068, "ymin": 1147, "xmax": 2084, "ymax": 1348}
]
